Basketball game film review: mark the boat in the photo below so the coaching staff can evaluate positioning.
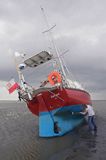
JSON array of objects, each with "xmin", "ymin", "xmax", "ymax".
[
  {"xmin": 15, "ymin": 50, "xmax": 91, "ymax": 137},
  {"xmin": 14, "ymin": 9, "xmax": 92, "ymax": 137}
]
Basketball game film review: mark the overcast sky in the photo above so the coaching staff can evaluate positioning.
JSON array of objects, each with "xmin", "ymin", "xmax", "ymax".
[{"xmin": 0, "ymin": 0, "xmax": 106, "ymax": 100}]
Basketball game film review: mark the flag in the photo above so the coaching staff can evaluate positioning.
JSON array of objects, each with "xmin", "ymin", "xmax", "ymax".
[{"xmin": 6, "ymin": 79, "xmax": 19, "ymax": 94}]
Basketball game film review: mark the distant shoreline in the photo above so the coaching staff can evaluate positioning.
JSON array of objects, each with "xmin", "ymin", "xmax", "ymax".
[
  {"xmin": 0, "ymin": 100, "xmax": 24, "ymax": 103},
  {"xmin": 0, "ymin": 99, "xmax": 105, "ymax": 103}
]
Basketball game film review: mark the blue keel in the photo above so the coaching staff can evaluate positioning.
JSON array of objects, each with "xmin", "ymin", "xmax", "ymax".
[{"xmin": 39, "ymin": 104, "xmax": 84, "ymax": 137}]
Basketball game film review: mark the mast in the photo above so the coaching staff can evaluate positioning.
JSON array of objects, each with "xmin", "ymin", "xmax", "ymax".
[{"xmin": 41, "ymin": 7, "xmax": 69, "ymax": 87}]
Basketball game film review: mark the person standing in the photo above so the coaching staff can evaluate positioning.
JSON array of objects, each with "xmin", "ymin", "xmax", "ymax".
[{"xmin": 81, "ymin": 104, "xmax": 97, "ymax": 132}]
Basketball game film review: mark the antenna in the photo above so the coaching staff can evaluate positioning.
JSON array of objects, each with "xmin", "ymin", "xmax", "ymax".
[{"xmin": 40, "ymin": 7, "xmax": 69, "ymax": 87}]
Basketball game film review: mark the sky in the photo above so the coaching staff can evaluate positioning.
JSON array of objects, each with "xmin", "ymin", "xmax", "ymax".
[{"xmin": 0, "ymin": 0, "xmax": 106, "ymax": 100}]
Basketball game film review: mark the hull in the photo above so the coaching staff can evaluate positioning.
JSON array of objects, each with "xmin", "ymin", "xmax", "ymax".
[
  {"xmin": 26, "ymin": 87, "xmax": 91, "ymax": 137},
  {"xmin": 39, "ymin": 105, "xmax": 85, "ymax": 137}
]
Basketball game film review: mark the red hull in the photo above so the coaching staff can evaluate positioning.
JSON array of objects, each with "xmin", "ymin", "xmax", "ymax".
[{"xmin": 26, "ymin": 88, "xmax": 91, "ymax": 116}]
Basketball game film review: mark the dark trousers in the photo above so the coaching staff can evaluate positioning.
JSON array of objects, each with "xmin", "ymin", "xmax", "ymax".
[{"xmin": 88, "ymin": 116, "xmax": 97, "ymax": 131}]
